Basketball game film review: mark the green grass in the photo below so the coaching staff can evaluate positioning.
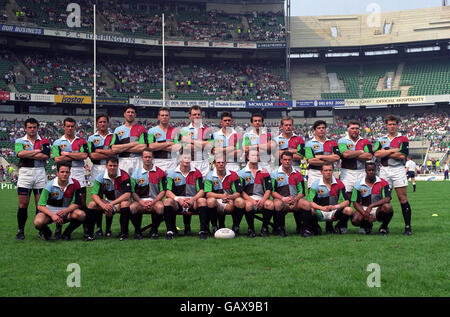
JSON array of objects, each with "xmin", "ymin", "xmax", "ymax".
[{"xmin": 0, "ymin": 181, "xmax": 449, "ymax": 297}]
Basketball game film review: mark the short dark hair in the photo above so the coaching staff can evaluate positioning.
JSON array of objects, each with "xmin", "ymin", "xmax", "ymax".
[
  {"xmin": 124, "ymin": 105, "xmax": 137, "ymax": 112},
  {"xmin": 281, "ymin": 151, "xmax": 293, "ymax": 159},
  {"xmin": 385, "ymin": 114, "xmax": 399, "ymax": 124},
  {"xmin": 96, "ymin": 114, "xmax": 109, "ymax": 122},
  {"xmin": 189, "ymin": 105, "xmax": 201, "ymax": 114},
  {"xmin": 280, "ymin": 116, "xmax": 293, "ymax": 126},
  {"xmin": 158, "ymin": 107, "xmax": 170, "ymax": 116},
  {"xmin": 347, "ymin": 120, "xmax": 360, "ymax": 128},
  {"xmin": 313, "ymin": 120, "xmax": 327, "ymax": 130},
  {"xmin": 24, "ymin": 118, "xmax": 39, "ymax": 128},
  {"xmin": 63, "ymin": 117, "xmax": 76, "ymax": 126},
  {"xmin": 56, "ymin": 162, "xmax": 71, "ymax": 172},
  {"xmin": 365, "ymin": 162, "xmax": 376, "ymax": 169},
  {"xmin": 221, "ymin": 112, "xmax": 232, "ymax": 120},
  {"xmin": 321, "ymin": 162, "xmax": 334, "ymax": 170},
  {"xmin": 142, "ymin": 147, "xmax": 153, "ymax": 155},
  {"xmin": 106, "ymin": 156, "xmax": 119, "ymax": 164},
  {"xmin": 251, "ymin": 113, "xmax": 264, "ymax": 123}
]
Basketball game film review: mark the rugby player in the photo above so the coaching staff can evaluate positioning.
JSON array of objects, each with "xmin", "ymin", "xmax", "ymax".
[
  {"xmin": 405, "ymin": 156, "xmax": 417, "ymax": 192},
  {"xmin": 374, "ymin": 114, "xmax": 413, "ymax": 235},
  {"xmin": 237, "ymin": 149, "xmax": 274, "ymax": 238},
  {"xmin": 307, "ymin": 163, "xmax": 353, "ymax": 235},
  {"xmin": 110, "ymin": 105, "xmax": 148, "ymax": 177},
  {"xmin": 147, "ymin": 107, "xmax": 181, "ymax": 173},
  {"xmin": 212, "ymin": 112, "xmax": 244, "ymax": 173},
  {"xmin": 34, "ymin": 162, "xmax": 85, "ymax": 241},
  {"xmin": 272, "ymin": 116, "xmax": 305, "ymax": 169},
  {"xmin": 163, "ymin": 151, "xmax": 208, "ymax": 240},
  {"xmin": 85, "ymin": 156, "xmax": 132, "ymax": 241},
  {"xmin": 242, "ymin": 113, "xmax": 272, "ymax": 172},
  {"xmin": 87, "ymin": 114, "xmax": 115, "ymax": 237},
  {"xmin": 52, "ymin": 117, "xmax": 88, "ymax": 239},
  {"xmin": 129, "ymin": 149, "xmax": 166, "ymax": 240},
  {"xmin": 271, "ymin": 151, "xmax": 313, "ymax": 237},
  {"xmin": 351, "ymin": 162, "xmax": 393, "ymax": 235},
  {"xmin": 204, "ymin": 155, "xmax": 244, "ymax": 233},
  {"xmin": 14, "ymin": 118, "xmax": 51, "ymax": 240},
  {"xmin": 337, "ymin": 120, "xmax": 373, "ymax": 233},
  {"xmin": 179, "ymin": 105, "xmax": 213, "ymax": 177}
]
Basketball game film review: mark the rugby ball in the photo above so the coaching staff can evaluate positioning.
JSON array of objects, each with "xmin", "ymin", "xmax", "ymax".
[{"xmin": 214, "ymin": 228, "xmax": 236, "ymax": 239}]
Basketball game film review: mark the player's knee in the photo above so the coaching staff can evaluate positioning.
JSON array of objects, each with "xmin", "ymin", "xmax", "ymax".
[
  {"xmin": 351, "ymin": 213, "xmax": 362, "ymax": 226},
  {"xmin": 382, "ymin": 203, "xmax": 393, "ymax": 213},
  {"xmin": 343, "ymin": 207, "xmax": 354, "ymax": 216},
  {"xmin": 88, "ymin": 200, "xmax": 98, "ymax": 209},
  {"xmin": 73, "ymin": 209, "xmax": 85, "ymax": 221},
  {"xmin": 298, "ymin": 199, "xmax": 310, "ymax": 210},
  {"xmin": 206, "ymin": 197, "xmax": 216, "ymax": 208},
  {"xmin": 264, "ymin": 200, "xmax": 274, "ymax": 210},
  {"xmin": 33, "ymin": 215, "xmax": 44, "ymax": 228},
  {"xmin": 163, "ymin": 198, "xmax": 174, "ymax": 206},
  {"xmin": 197, "ymin": 197, "xmax": 207, "ymax": 207},
  {"xmin": 154, "ymin": 201, "xmax": 164, "ymax": 214},
  {"xmin": 234, "ymin": 197, "xmax": 245, "ymax": 209}
]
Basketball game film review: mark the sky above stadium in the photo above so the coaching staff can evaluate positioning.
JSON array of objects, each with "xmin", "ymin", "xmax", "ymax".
[{"xmin": 291, "ymin": 0, "xmax": 444, "ymax": 16}]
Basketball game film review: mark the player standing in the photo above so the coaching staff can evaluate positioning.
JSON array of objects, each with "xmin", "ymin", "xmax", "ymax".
[
  {"xmin": 243, "ymin": 113, "xmax": 273, "ymax": 172},
  {"xmin": 14, "ymin": 118, "xmax": 51, "ymax": 240},
  {"xmin": 405, "ymin": 156, "xmax": 417, "ymax": 192},
  {"xmin": 110, "ymin": 105, "xmax": 148, "ymax": 177},
  {"xmin": 52, "ymin": 117, "xmax": 88, "ymax": 239},
  {"xmin": 272, "ymin": 116, "xmax": 305, "ymax": 169},
  {"xmin": 374, "ymin": 115, "xmax": 413, "ymax": 235},
  {"xmin": 87, "ymin": 114, "xmax": 115, "ymax": 236}
]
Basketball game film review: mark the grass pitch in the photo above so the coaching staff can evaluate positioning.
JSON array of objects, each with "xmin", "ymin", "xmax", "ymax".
[{"xmin": 0, "ymin": 181, "xmax": 449, "ymax": 297}]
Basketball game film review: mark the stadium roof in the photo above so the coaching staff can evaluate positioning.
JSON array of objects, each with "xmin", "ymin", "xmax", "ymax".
[{"xmin": 290, "ymin": 6, "xmax": 450, "ymax": 48}]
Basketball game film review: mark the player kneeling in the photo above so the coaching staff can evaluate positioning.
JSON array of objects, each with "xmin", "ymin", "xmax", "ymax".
[
  {"xmin": 307, "ymin": 163, "xmax": 353, "ymax": 235},
  {"xmin": 271, "ymin": 151, "xmax": 313, "ymax": 237},
  {"xmin": 237, "ymin": 150, "xmax": 275, "ymax": 238},
  {"xmin": 34, "ymin": 163, "xmax": 85, "ymax": 241},
  {"xmin": 204, "ymin": 157, "xmax": 244, "ymax": 235},
  {"xmin": 351, "ymin": 162, "xmax": 393, "ymax": 235},
  {"xmin": 85, "ymin": 156, "xmax": 132, "ymax": 241},
  {"xmin": 129, "ymin": 149, "xmax": 166, "ymax": 240},
  {"xmin": 163, "ymin": 152, "xmax": 208, "ymax": 240}
]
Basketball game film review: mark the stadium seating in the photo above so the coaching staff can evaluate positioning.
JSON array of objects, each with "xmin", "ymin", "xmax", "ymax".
[{"xmin": 401, "ymin": 59, "xmax": 450, "ymax": 96}]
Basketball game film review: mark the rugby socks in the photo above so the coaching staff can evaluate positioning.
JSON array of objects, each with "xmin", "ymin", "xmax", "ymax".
[
  {"xmin": 119, "ymin": 207, "xmax": 131, "ymax": 236},
  {"xmin": 293, "ymin": 209, "xmax": 303, "ymax": 233},
  {"xmin": 63, "ymin": 220, "xmax": 81, "ymax": 236},
  {"xmin": 163, "ymin": 206, "xmax": 176, "ymax": 233},
  {"xmin": 130, "ymin": 213, "xmax": 143, "ymax": 235},
  {"xmin": 380, "ymin": 211, "xmax": 393, "ymax": 230},
  {"xmin": 84, "ymin": 208, "xmax": 97, "ymax": 237},
  {"xmin": 413, "ymin": 183, "xmax": 416, "ymax": 192},
  {"xmin": 232, "ymin": 207, "xmax": 245, "ymax": 228},
  {"xmin": 208, "ymin": 207, "xmax": 218, "ymax": 229},
  {"xmin": 218, "ymin": 212, "xmax": 226, "ymax": 229},
  {"xmin": 302, "ymin": 209, "xmax": 314, "ymax": 233},
  {"xmin": 151, "ymin": 213, "xmax": 163, "ymax": 234},
  {"xmin": 199, "ymin": 206, "xmax": 209, "ymax": 233},
  {"xmin": 244, "ymin": 210, "xmax": 255, "ymax": 232},
  {"xmin": 96, "ymin": 211, "xmax": 103, "ymax": 229},
  {"xmin": 401, "ymin": 202, "xmax": 412, "ymax": 228},
  {"xmin": 105, "ymin": 214, "xmax": 113, "ymax": 233},
  {"xmin": 17, "ymin": 208, "xmax": 28, "ymax": 231},
  {"xmin": 262, "ymin": 208, "xmax": 273, "ymax": 229}
]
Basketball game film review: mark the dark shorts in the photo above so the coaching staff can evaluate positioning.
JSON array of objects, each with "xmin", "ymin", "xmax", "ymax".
[
  {"xmin": 18, "ymin": 187, "xmax": 43, "ymax": 196},
  {"xmin": 407, "ymin": 171, "xmax": 415, "ymax": 179}
]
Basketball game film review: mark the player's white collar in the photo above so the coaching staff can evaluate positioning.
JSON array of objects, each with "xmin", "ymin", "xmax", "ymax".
[
  {"xmin": 53, "ymin": 177, "xmax": 74, "ymax": 189},
  {"xmin": 319, "ymin": 176, "xmax": 337, "ymax": 186},
  {"xmin": 244, "ymin": 162, "xmax": 264, "ymax": 173},
  {"xmin": 24, "ymin": 133, "xmax": 42, "ymax": 142},
  {"xmin": 217, "ymin": 127, "xmax": 237, "ymax": 136},
  {"xmin": 361, "ymin": 176, "xmax": 381, "ymax": 187},
  {"xmin": 385, "ymin": 132, "xmax": 402, "ymax": 140},
  {"xmin": 94, "ymin": 130, "xmax": 112, "ymax": 138},
  {"xmin": 212, "ymin": 168, "xmax": 231, "ymax": 178},
  {"xmin": 313, "ymin": 136, "xmax": 329, "ymax": 144},
  {"xmin": 104, "ymin": 168, "xmax": 122, "ymax": 180},
  {"xmin": 141, "ymin": 165, "xmax": 157, "ymax": 173},
  {"xmin": 277, "ymin": 165, "xmax": 298, "ymax": 175},
  {"xmin": 188, "ymin": 122, "xmax": 204, "ymax": 129},
  {"xmin": 345, "ymin": 133, "xmax": 362, "ymax": 143},
  {"xmin": 277, "ymin": 132, "xmax": 297, "ymax": 140},
  {"xmin": 60, "ymin": 134, "xmax": 79, "ymax": 144},
  {"xmin": 175, "ymin": 165, "xmax": 196, "ymax": 174}
]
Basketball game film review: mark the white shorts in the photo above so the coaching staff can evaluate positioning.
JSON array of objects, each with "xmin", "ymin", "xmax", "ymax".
[
  {"xmin": 315, "ymin": 209, "xmax": 337, "ymax": 222},
  {"xmin": 216, "ymin": 199, "xmax": 232, "ymax": 212},
  {"xmin": 46, "ymin": 205, "xmax": 65, "ymax": 214},
  {"xmin": 119, "ymin": 157, "xmax": 142, "ymax": 177},
  {"xmin": 249, "ymin": 195, "xmax": 263, "ymax": 210},
  {"xmin": 380, "ymin": 166, "xmax": 408, "ymax": 188},
  {"xmin": 153, "ymin": 159, "xmax": 178, "ymax": 174},
  {"xmin": 363, "ymin": 206, "xmax": 379, "ymax": 220},
  {"xmin": 17, "ymin": 167, "xmax": 47, "ymax": 189},
  {"xmin": 307, "ymin": 169, "xmax": 322, "ymax": 189},
  {"xmin": 191, "ymin": 160, "xmax": 211, "ymax": 178},
  {"xmin": 90, "ymin": 164, "xmax": 106, "ymax": 184},
  {"xmin": 340, "ymin": 169, "xmax": 365, "ymax": 193},
  {"xmin": 70, "ymin": 167, "xmax": 86, "ymax": 188}
]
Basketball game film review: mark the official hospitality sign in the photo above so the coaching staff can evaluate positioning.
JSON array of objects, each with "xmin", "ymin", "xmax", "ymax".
[
  {"xmin": 345, "ymin": 96, "xmax": 427, "ymax": 106},
  {"xmin": 54, "ymin": 95, "xmax": 92, "ymax": 104}
]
